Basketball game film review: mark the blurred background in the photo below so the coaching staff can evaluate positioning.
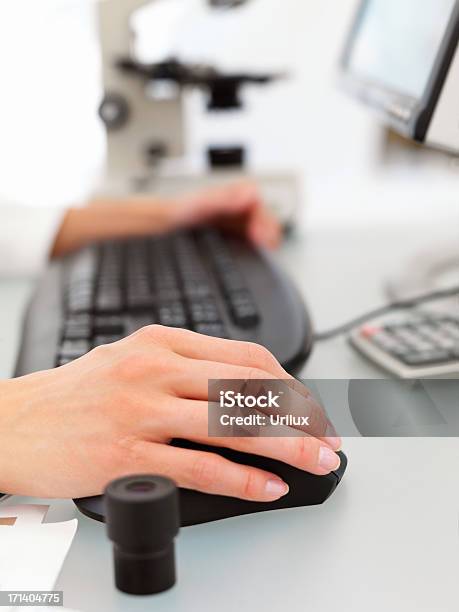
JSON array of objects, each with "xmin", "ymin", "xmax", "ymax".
[{"xmin": 0, "ymin": 0, "xmax": 458, "ymax": 229}]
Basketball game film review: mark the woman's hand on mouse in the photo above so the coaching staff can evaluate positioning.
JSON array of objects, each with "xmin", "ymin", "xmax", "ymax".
[
  {"xmin": 0, "ymin": 326, "xmax": 341, "ymax": 500},
  {"xmin": 51, "ymin": 181, "xmax": 281, "ymax": 257}
]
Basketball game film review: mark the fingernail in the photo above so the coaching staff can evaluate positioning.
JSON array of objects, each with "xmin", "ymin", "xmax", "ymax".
[
  {"xmin": 323, "ymin": 436, "xmax": 342, "ymax": 451},
  {"xmin": 319, "ymin": 447, "xmax": 341, "ymax": 472},
  {"xmin": 265, "ymin": 479, "xmax": 289, "ymax": 500}
]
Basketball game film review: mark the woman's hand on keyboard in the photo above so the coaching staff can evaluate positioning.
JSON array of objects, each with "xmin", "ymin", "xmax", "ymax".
[
  {"xmin": 174, "ymin": 180, "xmax": 281, "ymax": 249},
  {"xmin": 51, "ymin": 181, "xmax": 281, "ymax": 257},
  {"xmin": 0, "ymin": 326, "xmax": 340, "ymax": 500}
]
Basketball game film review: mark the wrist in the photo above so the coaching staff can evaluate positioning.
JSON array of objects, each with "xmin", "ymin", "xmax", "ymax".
[
  {"xmin": 168, "ymin": 192, "xmax": 204, "ymax": 229},
  {"xmin": 0, "ymin": 379, "xmax": 23, "ymax": 494}
]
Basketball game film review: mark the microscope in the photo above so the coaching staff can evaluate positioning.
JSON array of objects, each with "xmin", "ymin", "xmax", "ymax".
[{"xmin": 96, "ymin": 0, "xmax": 300, "ymax": 227}]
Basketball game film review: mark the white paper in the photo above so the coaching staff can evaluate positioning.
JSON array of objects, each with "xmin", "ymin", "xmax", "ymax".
[{"xmin": 0, "ymin": 505, "xmax": 78, "ymax": 611}]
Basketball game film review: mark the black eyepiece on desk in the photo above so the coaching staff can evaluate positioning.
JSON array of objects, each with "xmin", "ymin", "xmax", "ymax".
[{"xmin": 105, "ymin": 475, "xmax": 180, "ymax": 595}]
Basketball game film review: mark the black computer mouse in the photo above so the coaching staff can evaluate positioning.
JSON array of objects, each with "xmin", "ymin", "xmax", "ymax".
[{"xmin": 75, "ymin": 442, "xmax": 347, "ymax": 527}]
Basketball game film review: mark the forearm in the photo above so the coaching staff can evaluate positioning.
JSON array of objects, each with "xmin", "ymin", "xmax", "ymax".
[
  {"xmin": 49, "ymin": 181, "xmax": 281, "ymax": 259},
  {"xmin": 51, "ymin": 198, "xmax": 182, "ymax": 258}
]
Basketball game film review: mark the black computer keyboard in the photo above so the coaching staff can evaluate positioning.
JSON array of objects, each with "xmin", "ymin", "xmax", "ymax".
[
  {"xmin": 58, "ymin": 230, "xmax": 260, "ymax": 365},
  {"xmin": 16, "ymin": 228, "xmax": 313, "ymax": 376},
  {"xmin": 14, "ymin": 228, "xmax": 349, "ymax": 527}
]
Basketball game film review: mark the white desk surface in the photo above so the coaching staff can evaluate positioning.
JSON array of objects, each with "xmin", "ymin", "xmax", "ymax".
[{"xmin": 1, "ymin": 223, "xmax": 458, "ymax": 612}]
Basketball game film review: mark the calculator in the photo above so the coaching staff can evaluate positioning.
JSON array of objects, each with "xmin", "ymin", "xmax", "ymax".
[{"xmin": 350, "ymin": 314, "xmax": 459, "ymax": 378}]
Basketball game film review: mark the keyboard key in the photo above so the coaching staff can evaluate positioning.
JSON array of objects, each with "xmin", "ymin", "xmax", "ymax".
[
  {"xmin": 93, "ymin": 335, "xmax": 122, "ymax": 347},
  {"xmin": 67, "ymin": 281, "xmax": 95, "ymax": 314},
  {"xmin": 194, "ymin": 323, "xmax": 228, "ymax": 338},
  {"xmin": 63, "ymin": 313, "xmax": 93, "ymax": 339},
  {"xmin": 128, "ymin": 315, "xmax": 157, "ymax": 333},
  {"xmin": 63, "ymin": 324, "xmax": 92, "ymax": 340},
  {"xmin": 59, "ymin": 339, "xmax": 91, "ymax": 359},
  {"xmin": 157, "ymin": 288, "xmax": 182, "ymax": 302},
  {"xmin": 183, "ymin": 283, "xmax": 212, "ymax": 300},
  {"xmin": 126, "ymin": 268, "xmax": 156, "ymax": 309},
  {"xmin": 65, "ymin": 314, "xmax": 92, "ymax": 327},
  {"xmin": 219, "ymin": 270, "xmax": 246, "ymax": 293},
  {"xmin": 189, "ymin": 300, "xmax": 222, "ymax": 324},
  {"xmin": 158, "ymin": 302, "xmax": 188, "ymax": 328},
  {"xmin": 56, "ymin": 357, "xmax": 75, "ymax": 367},
  {"xmin": 228, "ymin": 291, "xmax": 260, "ymax": 328},
  {"xmin": 94, "ymin": 315, "xmax": 125, "ymax": 335},
  {"xmin": 95, "ymin": 292, "xmax": 123, "ymax": 313},
  {"xmin": 126, "ymin": 293, "xmax": 156, "ymax": 310}
]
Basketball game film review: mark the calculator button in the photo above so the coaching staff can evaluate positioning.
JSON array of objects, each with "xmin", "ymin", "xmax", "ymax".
[
  {"xmin": 392, "ymin": 328, "xmax": 424, "ymax": 347},
  {"xmin": 399, "ymin": 350, "xmax": 452, "ymax": 366},
  {"xmin": 439, "ymin": 322, "xmax": 459, "ymax": 341},
  {"xmin": 434, "ymin": 337, "xmax": 456, "ymax": 350},
  {"xmin": 369, "ymin": 331, "xmax": 409, "ymax": 354},
  {"xmin": 388, "ymin": 345, "xmax": 416, "ymax": 358},
  {"xmin": 360, "ymin": 325, "xmax": 383, "ymax": 338}
]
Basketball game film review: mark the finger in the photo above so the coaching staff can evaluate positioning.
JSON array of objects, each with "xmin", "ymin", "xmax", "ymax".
[
  {"xmin": 132, "ymin": 325, "xmax": 305, "ymax": 397},
  {"xmin": 215, "ymin": 181, "xmax": 262, "ymax": 216},
  {"xmin": 247, "ymin": 206, "xmax": 282, "ymax": 250},
  {"xmin": 182, "ymin": 181, "xmax": 259, "ymax": 223},
  {"xmin": 166, "ymin": 358, "xmax": 280, "ymax": 399},
  {"xmin": 132, "ymin": 441, "xmax": 290, "ymax": 502},
  {"xmin": 153, "ymin": 398, "xmax": 341, "ymax": 475},
  {"xmin": 130, "ymin": 327, "xmax": 341, "ymax": 449},
  {"xmin": 163, "ymin": 378, "xmax": 336, "ymax": 442},
  {"xmin": 230, "ymin": 184, "xmax": 272, "ymax": 242},
  {"xmin": 150, "ymin": 330, "xmax": 330, "ymax": 426},
  {"xmin": 146, "ymin": 326, "xmax": 288, "ymax": 378},
  {"xmin": 226, "ymin": 183, "xmax": 281, "ymax": 249},
  {"xmin": 200, "ymin": 182, "xmax": 271, "ymax": 245},
  {"xmin": 178, "ymin": 180, "xmax": 280, "ymax": 248}
]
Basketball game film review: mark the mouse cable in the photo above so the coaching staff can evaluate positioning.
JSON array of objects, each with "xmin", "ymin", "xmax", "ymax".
[{"xmin": 313, "ymin": 285, "xmax": 459, "ymax": 342}]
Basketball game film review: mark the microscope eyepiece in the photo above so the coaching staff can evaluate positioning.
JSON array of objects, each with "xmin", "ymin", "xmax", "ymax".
[{"xmin": 105, "ymin": 475, "xmax": 180, "ymax": 595}]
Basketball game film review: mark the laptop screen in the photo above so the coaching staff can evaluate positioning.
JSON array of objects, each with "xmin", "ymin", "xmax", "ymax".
[{"xmin": 344, "ymin": 0, "xmax": 456, "ymax": 100}]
